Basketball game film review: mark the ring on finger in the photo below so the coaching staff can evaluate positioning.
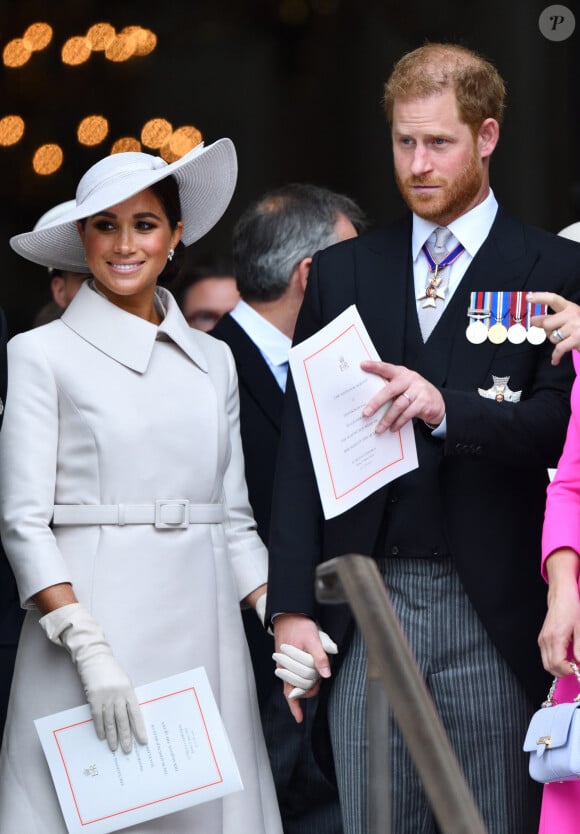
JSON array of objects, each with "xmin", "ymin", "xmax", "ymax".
[
  {"xmin": 402, "ymin": 391, "xmax": 412, "ymax": 403},
  {"xmin": 553, "ymin": 327, "xmax": 564, "ymax": 343}
]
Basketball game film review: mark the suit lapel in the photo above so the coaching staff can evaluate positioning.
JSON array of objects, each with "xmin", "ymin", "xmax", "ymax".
[
  {"xmin": 354, "ymin": 217, "xmax": 411, "ymax": 366},
  {"xmin": 215, "ymin": 315, "xmax": 283, "ymax": 430}
]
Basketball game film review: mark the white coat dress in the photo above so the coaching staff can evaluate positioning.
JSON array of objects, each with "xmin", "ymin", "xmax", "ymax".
[{"xmin": 0, "ymin": 281, "xmax": 282, "ymax": 834}]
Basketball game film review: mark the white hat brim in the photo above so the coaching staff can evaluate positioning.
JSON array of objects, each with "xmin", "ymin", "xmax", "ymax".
[
  {"xmin": 558, "ymin": 222, "xmax": 580, "ymax": 243},
  {"xmin": 10, "ymin": 138, "xmax": 237, "ymax": 272}
]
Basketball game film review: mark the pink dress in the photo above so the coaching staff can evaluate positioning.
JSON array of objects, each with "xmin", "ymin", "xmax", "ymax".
[{"xmin": 539, "ymin": 350, "xmax": 580, "ymax": 833}]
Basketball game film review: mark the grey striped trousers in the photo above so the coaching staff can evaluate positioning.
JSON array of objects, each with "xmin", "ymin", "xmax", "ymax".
[{"xmin": 327, "ymin": 557, "xmax": 542, "ymax": 834}]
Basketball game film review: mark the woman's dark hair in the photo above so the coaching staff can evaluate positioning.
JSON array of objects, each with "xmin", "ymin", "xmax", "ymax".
[
  {"xmin": 150, "ymin": 175, "xmax": 185, "ymax": 283},
  {"xmin": 150, "ymin": 175, "xmax": 181, "ymax": 231}
]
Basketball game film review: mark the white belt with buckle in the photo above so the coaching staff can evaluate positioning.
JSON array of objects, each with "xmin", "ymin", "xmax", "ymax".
[{"xmin": 52, "ymin": 500, "xmax": 225, "ymax": 529}]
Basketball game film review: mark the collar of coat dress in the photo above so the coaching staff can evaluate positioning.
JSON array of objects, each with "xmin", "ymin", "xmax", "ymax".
[{"xmin": 61, "ymin": 280, "xmax": 209, "ymax": 375}]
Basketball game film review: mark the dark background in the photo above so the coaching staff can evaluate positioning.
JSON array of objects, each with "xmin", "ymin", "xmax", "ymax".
[{"xmin": 0, "ymin": 0, "xmax": 578, "ymax": 335}]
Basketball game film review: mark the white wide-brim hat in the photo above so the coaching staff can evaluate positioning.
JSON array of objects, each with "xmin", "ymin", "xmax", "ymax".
[{"xmin": 10, "ymin": 138, "xmax": 237, "ymax": 272}]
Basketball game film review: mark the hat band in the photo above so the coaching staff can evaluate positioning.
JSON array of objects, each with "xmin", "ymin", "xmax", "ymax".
[{"xmin": 77, "ymin": 156, "xmax": 168, "ymax": 205}]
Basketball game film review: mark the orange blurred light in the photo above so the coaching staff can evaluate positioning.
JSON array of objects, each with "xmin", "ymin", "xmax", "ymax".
[
  {"xmin": 105, "ymin": 33, "xmax": 135, "ymax": 62},
  {"xmin": 86, "ymin": 23, "xmax": 116, "ymax": 51},
  {"xmin": 111, "ymin": 137, "xmax": 142, "ymax": 154},
  {"xmin": 169, "ymin": 125, "xmax": 203, "ymax": 158},
  {"xmin": 33, "ymin": 144, "xmax": 63, "ymax": 175},
  {"xmin": 77, "ymin": 116, "xmax": 109, "ymax": 146},
  {"xmin": 3, "ymin": 39, "xmax": 32, "ymax": 68},
  {"xmin": 121, "ymin": 26, "xmax": 157, "ymax": 56},
  {"xmin": 141, "ymin": 118, "xmax": 173, "ymax": 149},
  {"xmin": 159, "ymin": 143, "xmax": 179, "ymax": 163},
  {"xmin": 0, "ymin": 115, "xmax": 25, "ymax": 146},
  {"xmin": 23, "ymin": 22, "xmax": 53, "ymax": 51},
  {"xmin": 61, "ymin": 37, "xmax": 91, "ymax": 66}
]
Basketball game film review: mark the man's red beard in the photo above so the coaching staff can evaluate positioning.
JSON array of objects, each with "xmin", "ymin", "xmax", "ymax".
[{"xmin": 395, "ymin": 149, "xmax": 483, "ymax": 226}]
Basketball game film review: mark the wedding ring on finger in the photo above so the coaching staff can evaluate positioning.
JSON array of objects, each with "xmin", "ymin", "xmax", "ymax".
[
  {"xmin": 402, "ymin": 391, "xmax": 412, "ymax": 403},
  {"xmin": 552, "ymin": 327, "xmax": 564, "ymax": 343}
]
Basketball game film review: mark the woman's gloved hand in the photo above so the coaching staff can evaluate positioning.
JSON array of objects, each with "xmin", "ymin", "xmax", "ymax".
[
  {"xmin": 273, "ymin": 629, "xmax": 338, "ymax": 698},
  {"xmin": 39, "ymin": 603, "xmax": 147, "ymax": 754}
]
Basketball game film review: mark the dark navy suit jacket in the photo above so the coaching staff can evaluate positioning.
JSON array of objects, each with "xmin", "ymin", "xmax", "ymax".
[
  {"xmin": 267, "ymin": 208, "xmax": 580, "ymax": 708},
  {"xmin": 211, "ymin": 312, "xmax": 283, "ymax": 705}
]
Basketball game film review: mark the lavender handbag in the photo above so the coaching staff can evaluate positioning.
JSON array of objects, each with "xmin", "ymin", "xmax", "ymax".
[{"xmin": 523, "ymin": 661, "xmax": 580, "ymax": 784}]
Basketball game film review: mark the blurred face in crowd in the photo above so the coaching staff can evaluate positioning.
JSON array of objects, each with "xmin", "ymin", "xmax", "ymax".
[
  {"xmin": 51, "ymin": 271, "xmax": 91, "ymax": 309},
  {"xmin": 183, "ymin": 276, "xmax": 240, "ymax": 331}
]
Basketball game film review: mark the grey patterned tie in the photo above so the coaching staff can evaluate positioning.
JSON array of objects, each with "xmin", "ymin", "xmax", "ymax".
[{"xmin": 417, "ymin": 226, "xmax": 453, "ymax": 342}]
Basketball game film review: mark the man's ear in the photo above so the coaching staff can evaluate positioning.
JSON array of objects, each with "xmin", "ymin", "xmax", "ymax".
[
  {"xmin": 295, "ymin": 257, "xmax": 313, "ymax": 295},
  {"xmin": 478, "ymin": 118, "xmax": 499, "ymax": 160}
]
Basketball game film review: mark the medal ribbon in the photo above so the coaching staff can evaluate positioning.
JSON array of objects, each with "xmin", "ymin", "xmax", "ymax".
[
  {"xmin": 468, "ymin": 291, "xmax": 491, "ymax": 323},
  {"xmin": 490, "ymin": 291, "xmax": 509, "ymax": 325},
  {"xmin": 526, "ymin": 299, "xmax": 548, "ymax": 329},
  {"xmin": 509, "ymin": 291, "xmax": 524, "ymax": 324},
  {"xmin": 483, "ymin": 291, "xmax": 491, "ymax": 320},
  {"xmin": 422, "ymin": 241, "xmax": 465, "ymax": 274}
]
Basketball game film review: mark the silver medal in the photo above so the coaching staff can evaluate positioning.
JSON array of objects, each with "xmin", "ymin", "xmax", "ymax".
[
  {"xmin": 466, "ymin": 320, "xmax": 489, "ymax": 344},
  {"xmin": 527, "ymin": 326, "xmax": 547, "ymax": 345},
  {"xmin": 507, "ymin": 323, "xmax": 527, "ymax": 344}
]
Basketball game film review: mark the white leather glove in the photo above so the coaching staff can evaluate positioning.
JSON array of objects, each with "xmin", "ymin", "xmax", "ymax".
[
  {"xmin": 39, "ymin": 603, "xmax": 147, "ymax": 754},
  {"xmin": 272, "ymin": 629, "xmax": 338, "ymax": 698}
]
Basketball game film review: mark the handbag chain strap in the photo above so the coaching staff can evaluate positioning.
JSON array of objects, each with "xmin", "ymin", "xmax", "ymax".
[{"xmin": 542, "ymin": 660, "xmax": 580, "ymax": 708}]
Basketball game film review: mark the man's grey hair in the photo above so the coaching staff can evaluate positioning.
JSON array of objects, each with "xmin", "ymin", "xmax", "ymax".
[{"xmin": 233, "ymin": 183, "xmax": 367, "ymax": 302}]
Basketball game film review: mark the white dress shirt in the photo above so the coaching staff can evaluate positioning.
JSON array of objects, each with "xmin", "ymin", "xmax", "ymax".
[
  {"xmin": 230, "ymin": 299, "xmax": 292, "ymax": 391},
  {"xmin": 412, "ymin": 189, "xmax": 499, "ymax": 310}
]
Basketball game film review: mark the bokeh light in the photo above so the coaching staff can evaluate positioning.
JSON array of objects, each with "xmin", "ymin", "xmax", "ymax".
[
  {"xmin": 0, "ymin": 116, "xmax": 26, "ymax": 146},
  {"xmin": 61, "ymin": 36, "xmax": 92, "ymax": 66},
  {"xmin": 159, "ymin": 144, "xmax": 180, "ymax": 163},
  {"xmin": 1, "ymin": 19, "xmax": 164, "ymax": 181},
  {"xmin": 77, "ymin": 116, "xmax": 109, "ymax": 146},
  {"xmin": 105, "ymin": 33, "xmax": 136, "ymax": 62},
  {"xmin": 3, "ymin": 39, "xmax": 33, "ymax": 68},
  {"xmin": 111, "ymin": 137, "xmax": 142, "ymax": 154},
  {"xmin": 86, "ymin": 23, "xmax": 116, "ymax": 51},
  {"xmin": 169, "ymin": 126, "xmax": 203, "ymax": 157},
  {"xmin": 33, "ymin": 144, "xmax": 63, "ymax": 175},
  {"xmin": 23, "ymin": 23, "xmax": 53, "ymax": 51},
  {"xmin": 121, "ymin": 26, "xmax": 157, "ymax": 56},
  {"xmin": 141, "ymin": 118, "xmax": 173, "ymax": 149}
]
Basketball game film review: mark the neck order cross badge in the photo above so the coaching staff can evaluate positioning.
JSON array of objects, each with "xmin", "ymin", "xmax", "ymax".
[{"xmin": 418, "ymin": 228, "xmax": 465, "ymax": 308}]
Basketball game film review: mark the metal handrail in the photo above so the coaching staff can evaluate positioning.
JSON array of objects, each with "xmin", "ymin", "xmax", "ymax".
[{"xmin": 316, "ymin": 554, "xmax": 489, "ymax": 834}]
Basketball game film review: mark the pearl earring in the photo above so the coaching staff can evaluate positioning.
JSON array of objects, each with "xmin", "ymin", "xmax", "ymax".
[{"xmin": 167, "ymin": 248, "xmax": 175, "ymax": 262}]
